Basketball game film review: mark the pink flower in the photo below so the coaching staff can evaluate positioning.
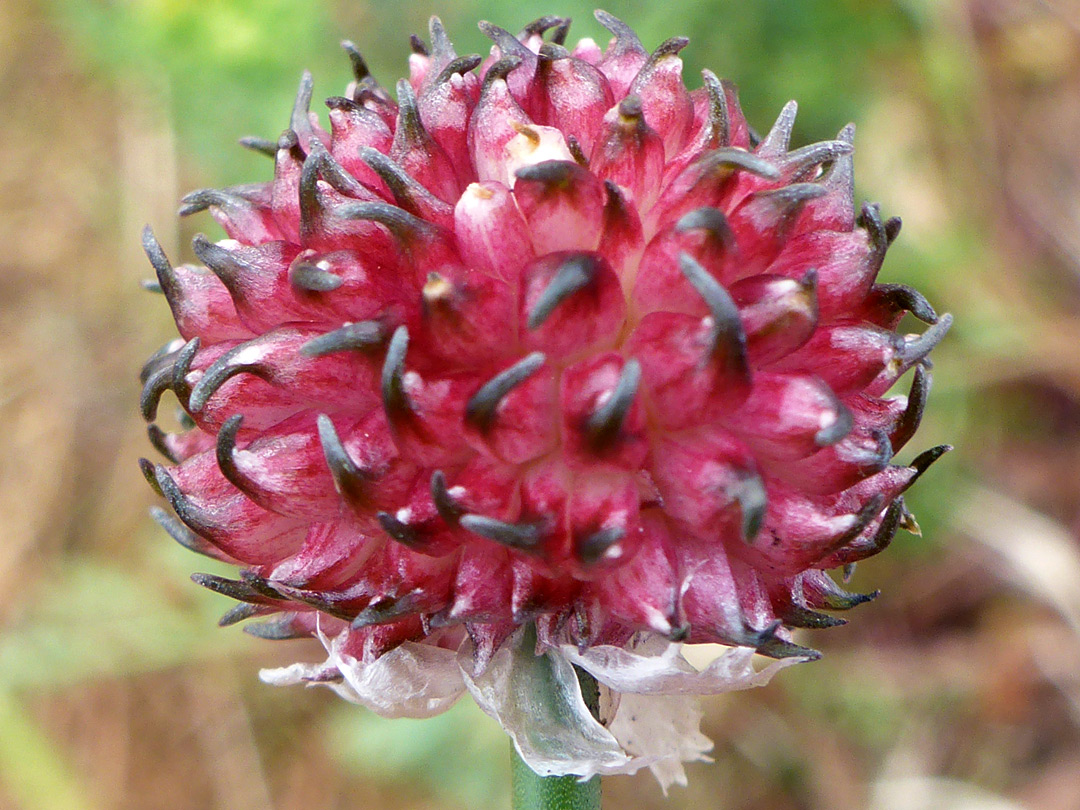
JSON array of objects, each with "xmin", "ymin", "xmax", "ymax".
[{"xmin": 140, "ymin": 11, "xmax": 950, "ymax": 788}]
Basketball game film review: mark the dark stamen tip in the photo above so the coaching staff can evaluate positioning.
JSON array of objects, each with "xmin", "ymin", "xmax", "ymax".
[
  {"xmin": 465, "ymin": 352, "xmax": 546, "ymax": 430},
  {"xmin": 527, "ymin": 254, "xmax": 596, "ymax": 329},
  {"xmin": 459, "ymin": 514, "xmax": 541, "ymax": 551}
]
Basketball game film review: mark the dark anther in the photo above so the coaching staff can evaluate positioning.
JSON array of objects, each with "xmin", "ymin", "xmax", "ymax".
[
  {"xmin": 750, "ymin": 621, "xmax": 822, "ymax": 661},
  {"xmin": 395, "ymin": 79, "xmax": 427, "ymax": 144},
  {"xmin": 154, "ymin": 465, "xmax": 221, "ymax": 541},
  {"xmin": 141, "ymin": 279, "xmax": 163, "ymax": 294},
  {"xmin": 141, "ymin": 226, "xmax": 180, "ymax": 303},
  {"xmin": 316, "ymin": 414, "xmax": 369, "ymax": 502},
  {"xmin": 218, "ymin": 603, "xmax": 261, "ymax": 627},
  {"xmin": 336, "ymin": 200, "xmax": 434, "ymax": 240},
  {"xmin": 357, "ymin": 147, "xmax": 437, "ymax": 216},
  {"xmin": 139, "ymin": 458, "xmax": 163, "ymax": 497},
  {"xmin": 140, "ymin": 338, "xmax": 182, "ymax": 383},
  {"xmin": 409, "ymin": 33, "xmax": 429, "ymax": 56},
  {"xmin": 277, "ymin": 129, "xmax": 302, "ymax": 157},
  {"xmin": 435, "ymin": 54, "xmax": 483, "ymax": 85},
  {"xmin": 618, "ymin": 94, "xmax": 643, "ymax": 120},
  {"xmin": 885, "ymin": 216, "xmax": 902, "ymax": 244},
  {"xmin": 814, "ymin": 578, "xmax": 878, "ymax": 611},
  {"xmin": 430, "ymin": 470, "xmax": 464, "ymax": 525},
  {"xmin": 699, "ymin": 148, "xmax": 781, "ymax": 181},
  {"xmin": 147, "ymin": 425, "xmax": 179, "ymax": 464},
  {"xmin": 172, "ymin": 337, "xmax": 200, "ymax": 407},
  {"xmin": 481, "ymin": 56, "xmax": 524, "ymax": 90},
  {"xmin": 291, "ymin": 261, "xmax": 343, "ymax": 292},
  {"xmin": 515, "ymin": 159, "xmax": 582, "ymax": 189},
  {"xmin": 782, "ymin": 605, "xmax": 847, "ymax": 630},
  {"xmin": 301, "ymin": 321, "xmax": 385, "ymax": 357},
  {"xmin": 239, "ymin": 135, "xmax": 277, "ymax": 157},
  {"xmin": 341, "ymin": 40, "xmax": 371, "ymax": 81},
  {"xmin": 465, "ymin": 352, "xmax": 546, "ymax": 430},
  {"xmin": 527, "ymin": 253, "xmax": 598, "ymax": 329},
  {"xmin": 577, "ymin": 526, "xmax": 625, "ymax": 565},
  {"xmin": 567, "ymin": 136, "xmax": 589, "ymax": 167},
  {"xmin": 755, "ymin": 183, "xmax": 828, "ymax": 214},
  {"xmin": 188, "ymin": 343, "xmax": 265, "ymax": 413},
  {"xmin": 586, "ymin": 359, "xmax": 641, "ymax": 448},
  {"xmin": 784, "ymin": 139, "xmax": 854, "ymax": 175},
  {"xmin": 814, "ymin": 396, "xmax": 854, "ymax": 447},
  {"xmin": 858, "ymin": 202, "xmax": 889, "ymax": 257},
  {"xmin": 459, "ymin": 514, "xmax": 541, "ymax": 551},
  {"xmin": 520, "ymin": 15, "xmax": 570, "ymax": 40},
  {"xmin": 381, "ymin": 325, "xmax": 412, "ymax": 417},
  {"xmin": 700, "ymin": 70, "xmax": 731, "ymax": 148},
  {"xmin": 150, "ymin": 505, "xmax": 225, "ymax": 561},
  {"xmin": 215, "ymin": 414, "xmax": 245, "ymax": 488},
  {"xmin": 140, "ymin": 360, "xmax": 175, "ymax": 422},
  {"xmin": 178, "ymin": 188, "xmax": 249, "ymax": 218},
  {"xmin": 834, "ymin": 494, "xmax": 886, "ymax": 547},
  {"xmin": 873, "ymin": 283, "xmax": 939, "ymax": 324},
  {"xmin": 478, "ymin": 20, "xmax": 532, "ymax": 59},
  {"xmin": 594, "ymin": 10, "xmax": 643, "ymax": 51},
  {"xmin": 675, "ymin": 207, "xmax": 735, "ymax": 251},
  {"xmin": 191, "ymin": 233, "xmax": 246, "ymax": 290},
  {"xmin": 677, "ymin": 252, "xmax": 748, "ymax": 370},
  {"xmin": 290, "ymin": 71, "xmax": 315, "ymax": 139},
  {"xmin": 244, "ymin": 617, "xmax": 308, "ymax": 640},
  {"xmin": 729, "ymin": 472, "xmax": 768, "ymax": 542},
  {"xmin": 191, "ymin": 572, "xmax": 268, "ymax": 605},
  {"xmin": 352, "ymin": 593, "xmax": 422, "ymax": 629},
  {"xmin": 376, "ymin": 511, "xmax": 424, "ymax": 550},
  {"xmin": 868, "ymin": 497, "xmax": 905, "ymax": 553},
  {"xmin": 909, "ymin": 444, "xmax": 952, "ymax": 483},
  {"xmin": 899, "ymin": 314, "xmax": 953, "ymax": 366},
  {"xmin": 891, "ymin": 364, "xmax": 931, "ymax": 451},
  {"xmin": 429, "ymin": 16, "xmax": 455, "ymax": 60}
]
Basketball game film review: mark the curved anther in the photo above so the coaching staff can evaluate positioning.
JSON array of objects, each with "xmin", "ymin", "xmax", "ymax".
[
  {"xmin": 341, "ymin": 40, "xmax": 371, "ymax": 82},
  {"xmin": 147, "ymin": 425, "xmax": 179, "ymax": 463},
  {"xmin": 909, "ymin": 444, "xmax": 952, "ymax": 483},
  {"xmin": 782, "ymin": 605, "xmax": 847, "ymax": 629},
  {"xmin": 678, "ymin": 252, "xmax": 748, "ymax": 368},
  {"xmin": 698, "ymin": 148, "xmax": 780, "ymax": 181},
  {"xmin": 154, "ymin": 465, "xmax": 220, "ymax": 540},
  {"xmin": 814, "ymin": 396, "xmax": 854, "ymax": 447},
  {"xmin": 351, "ymin": 593, "xmax": 422, "ymax": 629},
  {"xmin": 430, "ymin": 470, "xmax": 464, "ymax": 525},
  {"xmin": 188, "ymin": 343, "xmax": 265, "ymax": 413},
  {"xmin": 215, "ymin": 414, "xmax": 245, "ymax": 488},
  {"xmin": 139, "ymin": 457, "xmax": 163, "ymax": 496},
  {"xmin": 729, "ymin": 472, "xmax": 768, "ymax": 542},
  {"xmin": 527, "ymin": 254, "xmax": 598, "ymax": 329},
  {"xmin": 834, "ymin": 494, "xmax": 886, "ymax": 547},
  {"xmin": 520, "ymin": 15, "xmax": 570, "ymax": 41},
  {"xmin": 428, "ymin": 16, "xmax": 455, "ymax": 60},
  {"xmin": 783, "ymin": 139, "xmax": 854, "ymax": 176},
  {"xmin": 594, "ymin": 10, "xmax": 643, "ymax": 51},
  {"xmin": 302, "ymin": 321, "xmax": 385, "ymax": 357},
  {"xmin": 316, "ymin": 414, "xmax": 369, "ymax": 502},
  {"xmin": 290, "ymin": 261, "xmax": 343, "ymax": 292},
  {"xmin": 482, "ymin": 56, "xmax": 524, "ymax": 91},
  {"xmin": 381, "ymin": 325, "xmax": 411, "ymax": 417},
  {"xmin": 859, "ymin": 202, "xmax": 889, "ymax": 258},
  {"xmin": 191, "ymin": 233, "xmax": 246, "ymax": 289},
  {"xmin": 459, "ymin": 514, "xmax": 541, "ymax": 551},
  {"xmin": 675, "ymin": 206, "xmax": 735, "ymax": 250},
  {"xmin": 191, "ymin": 572, "xmax": 268, "ymax": 605},
  {"xmin": 394, "ymin": 79, "xmax": 427, "ymax": 144},
  {"xmin": 749, "ymin": 620, "xmax": 822, "ymax": 660},
  {"xmin": 141, "ymin": 226, "xmax": 180, "ymax": 302},
  {"xmin": 150, "ymin": 505, "xmax": 226, "ymax": 561},
  {"xmin": 700, "ymin": 70, "xmax": 730, "ymax": 148},
  {"xmin": 244, "ymin": 616, "xmax": 308, "ymax": 641},
  {"xmin": 178, "ymin": 188, "xmax": 252, "ymax": 218},
  {"xmin": 755, "ymin": 182, "xmax": 828, "ymax": 211},
  {"xmin": 515, "ymin": 159, "xmax": 582, "ymax": 188},
  {"xmin": 465, "ymin": 352, "xmax": 546, "ymax": 430},
  {"xmin": 354, "ymin": 148, "xmax": 435, "ymax": 214},
  {"xmin": 899, "ymin": 313, "xmax": 953, "ymax": 366},
  {"xmin": 172, "ymin": 337, "xmax": 200, "ymax": 406},
  {"xmin": 586, "ymin": 358, "xmax": 641, "ymax": 448},
  {"xmin": 891, "ymin": 365, "xmax": 931, "ymax": 451},
  {"xmin": 140, "ymin": 360, "xmax": 175, "ymax": 422},
  {"xmin": 874, "ymin": 283, "xmax": 939, "ymax": 324},
  {"xmin": 336, "ymin": 200, "xmax": 434, "ymax": 240},
  {"xmin": 885, "ymin": 216, "xmax": 902, "ymax": 244},
  {"xmin": 140, "ymin": 339, "xmax": 183, "ymax": 383},
  {"xmin": 478, "ymin": 20, "xmax": 532, "ymax": 59},
  {"xmin": 434, "ymin": 54, "xmax": 483, "ymax": 85},
  {"xmin": 239, "ymin": 135, "xmax": 277, "ymax": 157},
  {"xmin": 218, "ymin": 603, "xmax": 261, "ymax": 627},
  {"xmin": 376, "ymin": 511, "xmax": 423, "ymax": 550},
  {"xmin": 409, "ymin": 33, "xmax": 429, "ymax": 56},
  {"xmin": 577, "ymin": 526, "xmax": 625, "ymax": 564},
  {"xmin": 290, "ymin": 70, "xmax": 315, "ymax": 140}
]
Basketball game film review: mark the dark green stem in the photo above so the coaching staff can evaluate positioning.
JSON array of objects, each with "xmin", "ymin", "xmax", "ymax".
[{"xmin": 510, "ymin": 667, "xmax": 602, "ymax": 810}]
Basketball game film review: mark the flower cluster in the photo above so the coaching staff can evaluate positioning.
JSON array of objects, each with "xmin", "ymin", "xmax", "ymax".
[{"xmin": 140, "ymin": 11, "xmax": 949, "ymax": 787}]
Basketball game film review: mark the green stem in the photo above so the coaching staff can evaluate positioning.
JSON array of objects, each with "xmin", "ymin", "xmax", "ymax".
[{"xmin": 510, "ymin": 667, "xmax": 602, "ymax": 810}]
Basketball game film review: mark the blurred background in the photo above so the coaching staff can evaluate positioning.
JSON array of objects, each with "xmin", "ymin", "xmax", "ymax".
[{"xmin": 2, "ymin": 0, "xmax": 1080, "ymax": 807}]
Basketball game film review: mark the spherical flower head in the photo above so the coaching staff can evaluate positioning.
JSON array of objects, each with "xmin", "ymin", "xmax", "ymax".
[{"xmin": 139, "ymin": 11, "xmax": 951, "ymax": 789}]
